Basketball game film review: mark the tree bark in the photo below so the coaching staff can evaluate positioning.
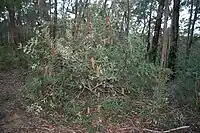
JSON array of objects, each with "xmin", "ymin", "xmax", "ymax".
[
  {"xmin": 6, "ymin": 4, "xmax": 19, "ymax": 46},
  {"xmin": 147, "ymin": 1, "xmax": 153, "ymax": 56},
  {"xmin": 51, "ymin": 0, "xmax": 57, "ymax": 40},
  {"xmin": 186, "ymin": 0, "xmax": 200, "ymax": 58},
  {"xmin": 168, "ymin": 0, "xmax": 180, "ymax": 80},
  {"xmin": 161, "ymin": 0, "xmax": 170, "ymax": 68},
  {"xmin": 49, "ymin": 0, "xmax": 57, "ymax": 57},
  {"xmin": 72, "ymin": 0, "xmax": 78, "ymax": 38},
  {"xmin": 120, "ymin": 11, "xmax": 126, "ymax": 38},
  {"xmin": 141, "ymin": 17, "xmax": 146, "ymax": 37},
  {"xmin": 186, "ymin": 0, "xmax": 194, "ymax": 48},
  {"xmin": 126, "ymin": 0, "xmax": 130, "ymax": 36},
  {"xmin": 104, "ymin": 0, "xmax": 108, "ymax": 10},
  {"xmin": 81, "ymin": 0, "xmax": 89, "ymax": 19},
  {"xmin": 62, "ymin": 0, "xmax": 66, "ymax": 18},
  {"xmin": 149, "ymin": 0, "xmax": 165, "ymax": 64}
]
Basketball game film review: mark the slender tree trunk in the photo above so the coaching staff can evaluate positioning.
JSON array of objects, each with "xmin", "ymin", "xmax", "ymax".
[
  {"xmin": 16, "ymin": 8, "xmax": 25, "ymax": 44},
  {"xmin": 82, "ymin": 0, "xmax": 89, "ymax": 19},
  {"xmin": 186, "ymin": 0, "xmax": 200, "ymax": 58},
  {"xmin": 147, "ymin": 1, "xmax": 153, "ymax": 57},
  {"xmin": 149, "ymin": 0, "xmax": 165, "ymax": 64},
  {"xmin": 126, "ymin": 0, "xmax": 130, "ymax": 36},
  {"xmin": 161, "ymin": 0, "xmax": 170, "ymax": 68},
  {"xmin": 141, "ymin": 17, "xmax": 146, "ymax": 36},
  {"xmin": 78, "ymin": 0, "xmax": 83, "ymax": 18},
  {"xmin": 49, "ymin": 0, "xmax": 57, "ymax": 57},
  {"xmin": 72, "ymin": 0, "xmax": 78, "ymax": 38},
  {"xmin": 103, "ymin": 0, "xmax": 108, "ymax": 13},
  {"xmin": 120, "ymin": 11, "xmax": 126, "ymax": 38},
  {"xmin": 62, "ymin": 0, "xmax": 66, "ymax": 18},
  {"xmin": 6, "ymin": 4, "xmax": 20, "ymax": 46},
  {"xmin": 168, "ymin": 0, "xmax": 180, "ymax": 80},
  {"xmin": 49, "ymin": 0, "xmax": 51, "ymax": 19},
  {"xmin": 51, "ymin": 0, "xmax": 57, "ymax": 40},
  {"xmin": 75, "ymin": 0, "xmax": 78, "ymax": 20},
  {"xmin": 186, "ymin": 0, "xmax": 194, "ymax": 47}
]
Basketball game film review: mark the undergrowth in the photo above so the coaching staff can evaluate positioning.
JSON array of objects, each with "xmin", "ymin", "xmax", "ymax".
[
  {"xmin": 0, "ymin": 45, "xmax": 28, "ymax": 70},
  {"xmin": 21, "ymin": 20, "xmax": 199, "ymax": 132}
]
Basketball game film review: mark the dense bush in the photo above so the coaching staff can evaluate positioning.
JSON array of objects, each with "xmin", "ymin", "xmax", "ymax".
[{"xmin": 22, "ymin": 21, "xmax": 172, "ymax": 128}]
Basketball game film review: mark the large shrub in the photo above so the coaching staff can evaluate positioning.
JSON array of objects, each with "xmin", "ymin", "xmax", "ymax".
[{"xmin": 23, "ymin": 18, "xmax": 169, "ymax": 123}]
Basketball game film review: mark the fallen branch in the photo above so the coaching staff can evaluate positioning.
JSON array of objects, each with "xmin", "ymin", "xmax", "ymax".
[
  {"xmin": 143, "ymin": 126, "xmax": 190, "ymax": 133},
  {"xmin": 83, "ymin": 82, "xmax": 103, "ymax": 96}
]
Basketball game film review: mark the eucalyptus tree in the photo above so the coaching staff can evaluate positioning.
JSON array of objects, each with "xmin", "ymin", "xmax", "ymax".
[
  {"xmin": 186, "ymin": 0, "xmax": 200, "ymax": 58},
  {"xmin": 168, "ymin": 0, "xmax": 181, "ymax": 79},
  {"xmin": 149, "ymin": 0, "xmax": 165, "ymax": 64}
]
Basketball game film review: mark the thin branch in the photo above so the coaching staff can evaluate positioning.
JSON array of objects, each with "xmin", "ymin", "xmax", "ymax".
[
  {"xmin": 143, "ymin": 126, "xmax": 190, "ymax": 133},
  {"xmin": 163, "ymin": 126, "xmax": 190, "ymax": 133},
  {"xmin": 65, "ymin": 88, "xmax": 85, "ymax": 106}
]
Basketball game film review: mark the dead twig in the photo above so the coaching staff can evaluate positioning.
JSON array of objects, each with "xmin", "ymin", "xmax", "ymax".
[
  {"xmin": 127, "ymin": 118, "xmax": 140, "ymax": 132},
  {"xmin": 143, "ymin": 126, "xmax": 190, "ymax": 133},
  {"xmin": 83, "ymin": 82, "xmax": 103, "ymax": 96},
  {"xmin": 66, "ymin": 88, "xmax": 85, "ymax": 106},
  {"xmin": 91, "ymin": 82, "xmax": 103, "ymax": 92}
]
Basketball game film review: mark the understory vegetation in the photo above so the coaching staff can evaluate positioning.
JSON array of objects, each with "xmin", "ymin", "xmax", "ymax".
[
  {"xmin": 1, "ymin": 0, "xmax": 200, "ymax": 132},
  {"xmin": 20, "ymin": 21, "xmax": 199, "ymax": 131}
]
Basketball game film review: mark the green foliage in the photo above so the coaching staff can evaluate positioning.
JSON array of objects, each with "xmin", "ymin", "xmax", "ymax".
[
  {"xmin": 23, "ymin": 9, "xmax": 171, "ymax": 129},
  {"xmin": 171, "ymin": 39, "xmax": 200, "ymax": 108},
  {"xmin": 0, "ymin": 45, "xmax": 28, "ymax": 70},
  {"xmin": 101, "ymin": 97, "xmax": 123, "ymax": 112}
]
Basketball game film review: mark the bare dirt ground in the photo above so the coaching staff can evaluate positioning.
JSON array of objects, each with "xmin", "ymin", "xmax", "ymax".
[{"xmin": 0, "ymin": 69, "xmax": 62, "ymax": 133}]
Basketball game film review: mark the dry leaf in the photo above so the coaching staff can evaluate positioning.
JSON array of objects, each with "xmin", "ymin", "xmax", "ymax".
[
  {"xmin": 96, "ymin": 65, "xmax": 100, "ymax": 77},
  {"xmin": 121, "ymin": 88, "xmax": 125, "ymax": 95},
  {"xmin": 97, "ymin": 105, "xmax": 101, "ymax": 113},
  {"xmin": 44, "ymin": 66, "xmax": 48, "ymax": 76},
  {"xmin": 90, "ymin": 56, "xmax": 95, "ymax": 69},
  {"xmin": 87, "ymin": 107, "xmax": 90, "ymax": 114}
]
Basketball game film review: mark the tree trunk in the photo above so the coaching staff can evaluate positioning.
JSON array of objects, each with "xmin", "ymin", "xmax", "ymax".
[
  {"xmin": 168, "ymin": 0, "xmax": 180, "ymax": 80},
  {"xmin": 78, "ymin": 0, "xmax": 83, "ymax": 18},
  {"xmin": 141, "ymin": 16, "xmax": 146, "ymax": 37},
  {"xmin": 149, "ymin": 0, "xmax": 165, "ymax": 64},
  {"xmin": 186, "ymin": 0, "xmax": 200, "ymax": 58},
  {"xmin": 49, "ymin": 0, "xmax": 57, "ymax": 56},
  {"xmin": 16, "ymin": 8, "xmax": 25, "ymax": 44},
  {"xmin": 103, "ymin": 0, "xmax": 108, "ymax": 12},
  {"xmin": 186, "ymin": 0, "xmax": 194, "ymax": 47},
  {"xmin": 161, "ymin": 0, "xmax": 170, "ymax": 68},
  {"xmin": 6, "ymin": 4, "xmax": 20, "ymax": 47},
  {"xmin": 147, "ymin": 1, "xmax": 153, "ymax": 57},
  {"xmin": 120, "ymin": 11, "xmax": 126, "ymax": 38},
  {"xmin": 53, "ymin": 0, "xmax": 57, "ymax": 40},
  {"xmin": 72, "ymin": 0, "xmax": 78, "ymax": 38},
  {"xmin": 126, "ymin": 0, "xmax": 130, "ymax": 36},
  {"xmin": 81, "ymin": 0, "xmax": 89, "ymax": 19},
  {"xmin": 62, "ymin": 0, "xmax": 66, "ymax": 18}
]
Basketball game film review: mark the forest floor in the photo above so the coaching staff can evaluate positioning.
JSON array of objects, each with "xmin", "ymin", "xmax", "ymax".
[
  {"xmin": 0, "ymin": 68, "xmax": 199, "ymax": 133},
  {"xmin": 0, "ymin": 68, "xmax": 142, "ymax": 133}
]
